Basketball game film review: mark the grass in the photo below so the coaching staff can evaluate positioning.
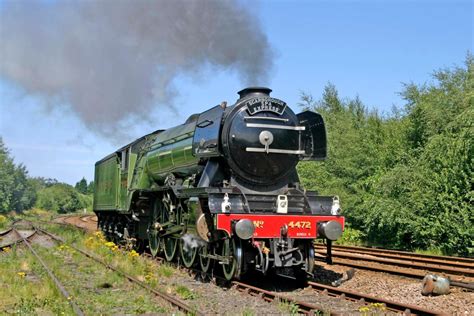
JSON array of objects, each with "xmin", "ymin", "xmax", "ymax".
[
  {"xmin": 414, "ymin": 247, "xmax": 445, "ymax": 256},
  {"xmin": 277, "ymin": 299, "xmax": 300, "ymax": 316},
  {"xmin": 0, "ymin": 245, "xmax": 72, "ymax": 314},
  {"xmin": 0, "ymin": 218, "xmax": 186, "ymax": 315},
  {"xmin": 175, "ymin": 285, "xmax": 198, "ymax": 300}
]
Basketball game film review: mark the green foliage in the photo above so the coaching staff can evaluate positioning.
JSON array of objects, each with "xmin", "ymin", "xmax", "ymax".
[
  {"xmin": 87, "ymin": 180, "xmax": 95, "ymax": 194},
  {"xmin": 35, "ymin": 183, "xmax": 89, "ymax": 213},
  {"xmin": 300, "ymin": 55, "xmax": 473, "ymax": 256},
  {"xmin": 75, "ymin": 177, "xmax": 88, "ymax": 194},
  {"xmin": 175, "ymin": 285, "xmax": 198, "ymax": 300},
  {"xmin": 0, "ymin": 139, "xmax": 93, "ymax": 214},
  {"xmin": 336, "ymin": 227, "xmax": 366, "ymax": 246},
  {"xmin": 0, "ymin": 138, "xmax": 36, "ymax": 213}
]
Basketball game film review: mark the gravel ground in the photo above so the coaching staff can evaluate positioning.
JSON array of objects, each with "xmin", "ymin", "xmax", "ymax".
[
  {"xmin": 333, "ymin": 256, "xmax": 474, "ymax": 284},
  {"xmin": 153, "ymin": 267, "xmax": 289, "ymax": 315},
  {"xmin": 314, "ymin": 262, "xmax": 474, "ymax": 315}
]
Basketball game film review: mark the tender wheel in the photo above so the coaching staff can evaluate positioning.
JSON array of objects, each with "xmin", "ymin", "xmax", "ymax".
[
  {"xmin": 180, "ymin": 238, "xmax": 197, "ymax": 268},
  {"xmin": 199, "ymin": 244, "xmax": 212, "ymax": 273},
  {"xmin": 164, "ymin": 237, "xmax": 177, "ymax": 261},
  {"xmin": 221, "ymin": 238, "xmax": 242, "ymax": 281}
]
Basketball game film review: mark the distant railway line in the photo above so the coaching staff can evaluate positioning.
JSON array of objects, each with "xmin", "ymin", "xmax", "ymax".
[{"xmin": 315, "ymin": 243, "xmax": 474, "ymax": 290}]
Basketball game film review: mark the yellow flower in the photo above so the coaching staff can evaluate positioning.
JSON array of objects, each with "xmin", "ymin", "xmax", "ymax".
[
  {"xmin": 17, "ymin": 272, "xmax": 26, "ymax": 278},
  {"xmin": 128, "ymin": 250, "xmax": 139, "ymax": 258},
  {"xmin": 3, "ymin": 247, "xmax": 11, "ymax": 253}
]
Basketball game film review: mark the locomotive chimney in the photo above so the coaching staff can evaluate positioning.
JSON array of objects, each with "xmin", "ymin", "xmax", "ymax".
[{"xmin": 238, "ymin": 87, "xmax": 272, "ymax": 100}]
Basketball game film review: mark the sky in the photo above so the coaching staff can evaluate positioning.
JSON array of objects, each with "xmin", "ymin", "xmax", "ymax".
[{"xmin": 0, "ymin": 0, "xmax": 472, "ymax": 185}]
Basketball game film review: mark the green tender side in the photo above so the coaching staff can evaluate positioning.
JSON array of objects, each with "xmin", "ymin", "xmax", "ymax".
[{"xmin": 93, "ymin": 154, "xmax": 119, "ymax": 210}]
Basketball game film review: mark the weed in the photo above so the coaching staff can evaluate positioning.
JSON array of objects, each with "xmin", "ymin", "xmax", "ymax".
[
  {"xmin": 358, "ymin": 302, "xmax": 386, "ymax": 315},
  {"xmin": 175, "ymin": 285, "xmax": 198, "ymax": 300},
  {"xmin": 0, "ymin": 215, "xmax": 7, "ymax": 229},
  {"xmin": 277, "ymin": 299, "xmax": 299, "ymax": 315},
  {"xmin": 414, "ymin": 247, "xmax": 445, "ymax": 256},
  {"xmin": 335, "ymin": 227, "xmax": 366, "ymax": 246},
  {"xmin": 241, "ymin": 308, "xmax": 255, "ymax": 316}
]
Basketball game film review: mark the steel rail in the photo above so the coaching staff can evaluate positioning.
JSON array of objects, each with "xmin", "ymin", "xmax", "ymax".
[
  {"xmin": 13, "ymin": 228, "xmax": 85, "ymax": 316},
  {"xmin": 308, "ymin": 281, "xmax": 446, "ymax": 316},
  {"xmin": 315, "ymin": 250, "xmax": 474, "ymax": 277},
  {"xmin": 315, "ymin": 245, "xmax": 474, "ymax": 270},
  {"xmin": 315, "ymin": 243, "xmax": 474, "ymax": 264},
  {"xmin": 0, "ymin": 229, "xmax": 36, "ymax": 249},
  {"xmin": 231, "ymin": 281, "xmax": 339, "ymax": 315},
  {"xmin": 37, "ymin": 226, "xmax": 202, "ymax": 316},
  {"xmin": 322, "ymin": 258, "xmax": 474, "ymax": 291},
  {"xmin": 0, "ymin": 227, "xmax": 12, "ymax": 236}
]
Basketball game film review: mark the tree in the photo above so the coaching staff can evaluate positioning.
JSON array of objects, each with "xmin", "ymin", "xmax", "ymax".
[
  {"xmin": 0, "ymin": 138, "xmax": 35, "ymax": 213},
  {"xmin": 87, "ymin": 181, "xmax": 95, "ymax": 194},
  {"xmin": 0, "ymin": 138, "xmax": 15, "ymax": 213},
  {"xmin": 11, "ymin": 164, "xmax": 36, "ymax": 212},
  {"xmin": 75, "ymin": 177, "xmax": 88, "ymax": 194},
  {"xmin": 298, "ymin": 55, "xmax": 473, "ymax": 255}
]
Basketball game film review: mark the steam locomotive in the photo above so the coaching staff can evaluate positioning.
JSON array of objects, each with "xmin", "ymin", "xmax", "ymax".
[{"xmin": 93, "ymin": 87, "xmax": 344, "ymax": 280}]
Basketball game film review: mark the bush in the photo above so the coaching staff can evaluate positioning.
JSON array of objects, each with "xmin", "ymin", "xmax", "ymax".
[{"xmin": 35, "ymin": 184, "xmax": 88, "ymax": 213}]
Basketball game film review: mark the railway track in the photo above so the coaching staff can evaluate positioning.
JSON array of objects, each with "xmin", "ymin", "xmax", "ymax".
[
  {"xmin": 0, "ymin": 227, "xmax": 36, "ymax": 249},
  {"xmin": 53, "ymin": 214, "xmax": 97, "ymax": 232},
  {"xmin": 12, "ymin": 226, "xmax": 85, "ymax": 316},
  {"xmin": 149, "ymin": 249, "xmax": 446, "ymax": 315},
  {"xmin": 42, "ymin": 216, "xmax": 468, "ymax": 314},
  {"xmin": 316, "ymin": 244, "xmax": 474, "ymax": 290},
  {"xmin": 36, "ymin": 225, "xmax": 202, "ymax": 315},
  {"xmin": 318, "ymin": 244, "xmax": 474, "ymax": 265},
  {"xmin": 307, "ymin": 281, "xmax": 445, "ymax": 315},
  {"xmin": 231, "ymin": 281, "xmax": 332, "ymax": 315}
]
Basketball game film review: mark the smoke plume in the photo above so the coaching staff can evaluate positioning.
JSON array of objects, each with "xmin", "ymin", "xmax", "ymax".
[{"xmin": 0, "ymin": 0, "xmax": 273, "ymax": 139}]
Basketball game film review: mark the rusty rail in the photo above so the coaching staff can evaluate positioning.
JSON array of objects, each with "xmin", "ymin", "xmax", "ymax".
[
  {"xmin": 315, "ymin": 249, "xmax": 474, "ymax": 277},
  {"xmin": 321, "ymin": 258, "xmax": 474, "ymax": 291},
  {"xmin": 308, "ymin": 281, "xmax": 446, "ymax": 316},
  {"xmin": 13, "ymin": 228, "xmax": 85, "ymax": 316},
  {"xmin": 316, "ymin": 244, "xmax": 474, "ymax": 264},
  {"xmin": 231, "ymin": 281, "xmax": 339, "ymax": 315},
  {"xmin": 37, "ymin": 226, "xmax": 202, "ymax": 316},
  {"xmin": 0, "ymin": 229, "xmax": 36, "ymax": 250}
]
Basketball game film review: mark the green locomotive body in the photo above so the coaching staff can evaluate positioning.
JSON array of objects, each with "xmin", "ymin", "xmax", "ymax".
[
  {"xmin": 93, "ymin": 88, "xmax": 345, "ymax": 281},
  {"xmin": 93, "ymin": 120, "xmax": 199, "ymax": 212}
]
